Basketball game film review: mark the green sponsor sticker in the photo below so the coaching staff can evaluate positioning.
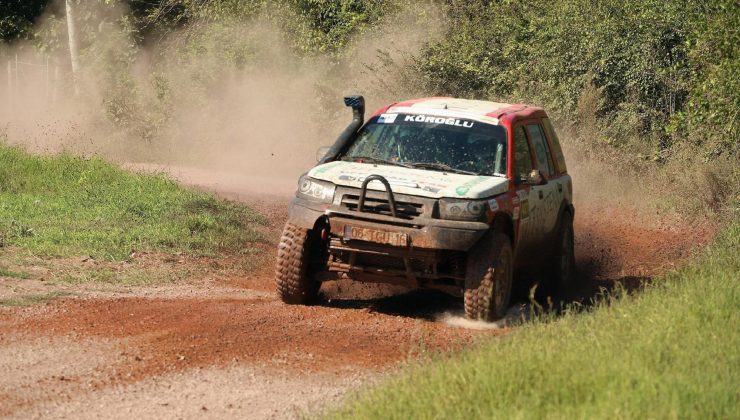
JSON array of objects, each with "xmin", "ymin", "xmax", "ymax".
[{"xmin": 455, "ymin": 176, "xmax": 488, "ymax": 196}]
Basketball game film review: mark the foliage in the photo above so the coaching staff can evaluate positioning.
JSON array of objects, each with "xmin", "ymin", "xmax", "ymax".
[
  {"xmin": 0, "ymin": 141, "xmax": 265, "ymax": 260},
  {"xmin": 118, "ymin": 0, "xmax": 392, "ymax": 54},
  {"xmin": 0, "ymin": 0, "xmax": 47, "ymax": 41},
  {"xmin": 287, "ymin": 0, "xmax": 394, "ymax": 53},
  {"xmin": 413, "ymin": 0, "xmax": 738, "ymax": 164},
  {"xmin": 668, "ymin": 0, "xmax": 740, "ymax": 158},
  {"xmin": 328, "ymin": 222, "xmax": 740, "ymax": 419}
]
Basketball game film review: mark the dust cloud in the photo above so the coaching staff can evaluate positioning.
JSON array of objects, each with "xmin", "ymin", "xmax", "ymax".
[
  {"xmin": 0, "ymin": 3, "xmax": 444, "ymax": 190},
  {"xmin": 436, "ymin": 305, "xmax": 530, "ymax": 330}
]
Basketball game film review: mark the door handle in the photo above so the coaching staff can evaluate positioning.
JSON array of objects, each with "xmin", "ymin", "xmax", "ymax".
[
  {"xmin": 558, "ymin": 183, "xmax": 563, "ymax": 193},
  {"xmin": 538, "ymin": 190, "xmax": 544, "ymax": 199}
]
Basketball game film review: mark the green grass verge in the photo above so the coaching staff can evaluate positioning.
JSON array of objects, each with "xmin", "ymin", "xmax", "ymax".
[
  {"xmin": 330, "ymin": 223, "xmax": 740, "ymax": 419},
  {"xmin": 0, "ymin": 267, "xmax": 32, "ymax": 279},
  {"xmin": 0, "ymin": 291, "xmax": 73, "ymax": 307},
  {"xmin": 0, "ymin": 142, "xmax": 265, "ymax": 260}
]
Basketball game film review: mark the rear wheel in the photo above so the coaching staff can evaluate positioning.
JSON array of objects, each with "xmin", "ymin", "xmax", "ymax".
[
  {"xmin": 275, "ymin": 223, "xmax": 321, "ymax": 304},
  {"xmin": 551, "ymin": 213, "xmax": 575, "ymax": 291},
  {"xmin": 464, "ymin": 232, "xmax": 513, "ymax": 321}
]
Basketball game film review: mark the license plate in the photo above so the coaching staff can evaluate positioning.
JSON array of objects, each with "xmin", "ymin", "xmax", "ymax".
[{"xmin": 343, "ymin": 225, "xmax": 409, "ymax": 247}]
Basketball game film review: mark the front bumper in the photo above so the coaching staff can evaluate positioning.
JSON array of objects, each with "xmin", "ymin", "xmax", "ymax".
[{"xmin": 288, "ymin": 197, "xmax": 489, "ymax": 252}]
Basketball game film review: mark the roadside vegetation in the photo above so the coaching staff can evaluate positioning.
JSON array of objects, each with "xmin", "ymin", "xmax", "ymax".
[
  {"xmin": 0, "ymin": 140, "xmax": 265, "ymax": 284},
  {"xmin": 330, "ymin": 222, "xmax": 740, "ymax": 419}
]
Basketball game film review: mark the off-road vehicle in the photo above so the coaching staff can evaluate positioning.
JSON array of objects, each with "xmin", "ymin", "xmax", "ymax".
[{"xmin": 275, "ymin": 96, "xmax": 574, "ymax": 321}]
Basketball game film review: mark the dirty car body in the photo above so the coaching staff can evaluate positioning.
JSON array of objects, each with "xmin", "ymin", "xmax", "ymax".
[{"xmin": 276, "ymin": 96, "xmax": 575, "ymax": 320}]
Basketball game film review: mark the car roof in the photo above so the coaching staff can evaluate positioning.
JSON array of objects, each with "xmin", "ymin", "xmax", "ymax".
[{"xmin": 376, "ymin": 97, "xmax": 545, "ymax": 125}]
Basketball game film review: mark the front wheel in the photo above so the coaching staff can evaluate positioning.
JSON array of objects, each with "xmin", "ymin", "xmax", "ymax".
[
  {"xmin": 464, "ymin": 232, "xmax": 514, "ymax": 321},
  {"xmin": 275, "ymin": 223, "xmax": 321, "ymax": 304}
]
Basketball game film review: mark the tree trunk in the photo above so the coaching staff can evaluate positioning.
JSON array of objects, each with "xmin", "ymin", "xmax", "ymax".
[{"xmin": 65, "ymin": 0, "xmax": 80, "ymax": 95}]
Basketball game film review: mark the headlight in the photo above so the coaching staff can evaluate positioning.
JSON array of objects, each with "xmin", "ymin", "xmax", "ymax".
[
  {"xmin": 439, "ymin": 198, "xmax": 487, "ymax": 221},
  {"xmin": 297, "ymin": 175, "xmax": 336, "ymax": 203}
]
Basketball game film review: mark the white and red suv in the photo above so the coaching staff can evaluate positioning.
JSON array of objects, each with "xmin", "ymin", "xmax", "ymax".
[{"xmin": 276, "ymin": 96, "xmax": 574, "ymax": 321}]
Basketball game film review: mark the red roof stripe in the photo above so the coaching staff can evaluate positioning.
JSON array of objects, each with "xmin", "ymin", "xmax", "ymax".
[{"xmin": 485, "ymin": 104, "xmax": 528, "ymax": 119}]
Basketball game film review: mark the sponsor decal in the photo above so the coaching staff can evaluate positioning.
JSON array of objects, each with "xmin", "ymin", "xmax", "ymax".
[
  {"xmin": 455, "ymin": 176, "xmax": 488, "ymax": 196},
  {"xmin": 377, "ymin": 113, "xmax": 398, "ymax": 124},
  {"xmin": 512, "ymin": 196, "xmax": 520, "ymax": 206},
  {"xmin": 403, "ymin": 114, "xmax": 474, "ymax": 128},
  {"xmin": 330, "ymin": 166, "xmax": 450, "ymax": 192},
  {"xmin": 488, "ymin": 198, "xmax": 500, "ymax": 212},
  {"xmin": 338, "ymin": 173, "xmax": 419, "ymax": 188},
  {"xmin": 313, "ymin": 161, "xmax": 342, "ymax": 174},
  {"xmin": 422, "ymin": 185, "xmax": 442, "ymax": 193}
]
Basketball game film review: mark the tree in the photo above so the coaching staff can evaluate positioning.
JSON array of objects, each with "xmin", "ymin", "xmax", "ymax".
[{"xmin": 65, "ymin": 0, "xmax": 80, "ymax": 94}]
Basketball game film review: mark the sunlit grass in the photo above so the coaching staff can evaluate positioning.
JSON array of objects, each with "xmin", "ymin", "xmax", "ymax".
[
  {"xmin": 330, "ymin": 223, "xmax": 739, "ymax": 419},
  {"xmin": 0, "ymin": 142, "xmax": 265, "ymax": 261}
]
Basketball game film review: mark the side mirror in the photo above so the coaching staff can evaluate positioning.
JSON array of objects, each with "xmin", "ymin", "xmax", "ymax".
[
  {"xmin": 316, "ymin": 146, "xmax": 331, "ymax": 162},
  {"xmin": 527, "ymin": 169, "xmax": 547, "ymax": 185}
]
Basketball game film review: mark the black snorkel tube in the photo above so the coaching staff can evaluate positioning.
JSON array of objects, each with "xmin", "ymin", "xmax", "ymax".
[{"xmin": 318, "ymin": 95, "xmax": 365, "ymax": 164}]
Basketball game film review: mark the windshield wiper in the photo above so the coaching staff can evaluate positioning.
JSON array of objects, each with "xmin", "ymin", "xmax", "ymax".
[
  {"xmin": 407, "ymin": 162, "xmax": 478, "ymax": 175},
  {"xmin": 344, "ymin": 156, "xmax": 414, "ymax": 168}
]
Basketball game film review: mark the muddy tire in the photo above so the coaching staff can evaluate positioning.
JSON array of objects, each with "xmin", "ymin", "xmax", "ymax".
[
  {"xmin": 275, "ymin": 223, "xmax": 321, "ymax": 304},
  {"xmin": 551, "ymin": 212, "xmax": 575, "ymax": 291},
  {"xmin": 464, "ymin": 232, "xmax": 513, "ymax": 321}
]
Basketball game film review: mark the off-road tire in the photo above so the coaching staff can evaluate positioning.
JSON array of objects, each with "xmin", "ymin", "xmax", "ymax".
[
  {"xmin": 464, "ymin": 232, "xmax": 513, "ymax": 321},
  {"xmin": 275, "ymin": 223, "xmax": 321, "ymax": 304},
  {"xmin": 551, "ymin": 212, "xmax": 575, "ymax": 291}
]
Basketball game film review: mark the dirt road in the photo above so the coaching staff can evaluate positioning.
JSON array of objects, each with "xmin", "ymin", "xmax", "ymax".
[{"xmin": 0, "ymin": 167, "xmax": 713, "ymax": 419}]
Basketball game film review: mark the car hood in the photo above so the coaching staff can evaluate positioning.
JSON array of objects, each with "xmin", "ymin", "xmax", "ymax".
[{"xmin": 307, "ymin": 161, "xmax": 509, "ymax": 199}]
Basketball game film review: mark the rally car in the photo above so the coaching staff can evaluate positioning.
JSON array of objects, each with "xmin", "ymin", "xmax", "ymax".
[{"xmin": 275, "ymin": 96, "xmax": 574, "ymax": 321}]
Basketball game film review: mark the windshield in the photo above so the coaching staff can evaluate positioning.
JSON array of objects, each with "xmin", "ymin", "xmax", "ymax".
[{"xmin": 342, "ymin": 113, "xmax": 507, "ymax": 176}]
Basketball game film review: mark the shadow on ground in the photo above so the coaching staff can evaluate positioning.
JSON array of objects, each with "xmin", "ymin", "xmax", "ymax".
[{"xmin": 316, "ymin": 263, "xmax": 654, "ymax": 323}]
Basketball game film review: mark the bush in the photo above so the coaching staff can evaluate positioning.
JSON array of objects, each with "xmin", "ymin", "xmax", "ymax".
[{"xmin": 414, "ymin": 0, "xmax": 737, "ymax": 159}]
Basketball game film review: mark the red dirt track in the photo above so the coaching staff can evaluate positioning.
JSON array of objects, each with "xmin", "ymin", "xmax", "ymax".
[
  {"xmin": 1, "ymin": 296, "xmax": 475, "ymax": 382},
  {"xmin": 0, "ymin": 175, "xmax": 713, "ymax": 418}
]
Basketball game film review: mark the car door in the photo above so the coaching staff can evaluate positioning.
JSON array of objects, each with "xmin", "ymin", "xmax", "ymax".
[
  {"xmin": 511, "ymin": 125, "xmax": 538, "ymax": 257},
  {"xmin": 542, "ymin": 117, "xmax": 573, "ymax": 221},
  {"xmin": 525, "ymin": 123, "xmax": 560, "ymax": 242}
]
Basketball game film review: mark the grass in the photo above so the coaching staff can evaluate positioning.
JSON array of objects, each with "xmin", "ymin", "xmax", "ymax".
[
  {"xmin": 0, "ymin": 141, "xmax": 265, "ymax": 261},
  {"xmin": 329, "ymin": 222, "xmax": 740, "ymax": 419},
  {"xmin": 0, "ymin": 267, "xmax": 31, "ymax": 279},
  {"xmin": 0, "ymin": 291, "xmax": 73, "ymax": 307}
]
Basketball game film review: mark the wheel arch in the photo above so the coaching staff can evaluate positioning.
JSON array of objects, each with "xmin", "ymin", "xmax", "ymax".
[
  {"xmin": 554, "ymin": 201, "xmax": 575, "ymax": 235},
  {"xmin": 491, "ymin": 212, "xmax": 515, "ymax": 245}
]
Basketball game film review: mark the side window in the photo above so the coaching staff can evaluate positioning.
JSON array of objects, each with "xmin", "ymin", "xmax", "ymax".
[
  {"xmin": 542, "ymin": 118, "xmax": 567, "ymax": 173},
  {"xmin": 513, "ymin": 126, "xmax": 534, "ymax": 181},
  {"xmin": 526, "ymin": 124, "xmax": 555, "ymax": 177}
]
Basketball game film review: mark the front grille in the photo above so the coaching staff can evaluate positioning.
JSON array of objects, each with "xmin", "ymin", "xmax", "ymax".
[{"xmin": 341, "ymin": 194, "xmax": 423, "ymax": 219}]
